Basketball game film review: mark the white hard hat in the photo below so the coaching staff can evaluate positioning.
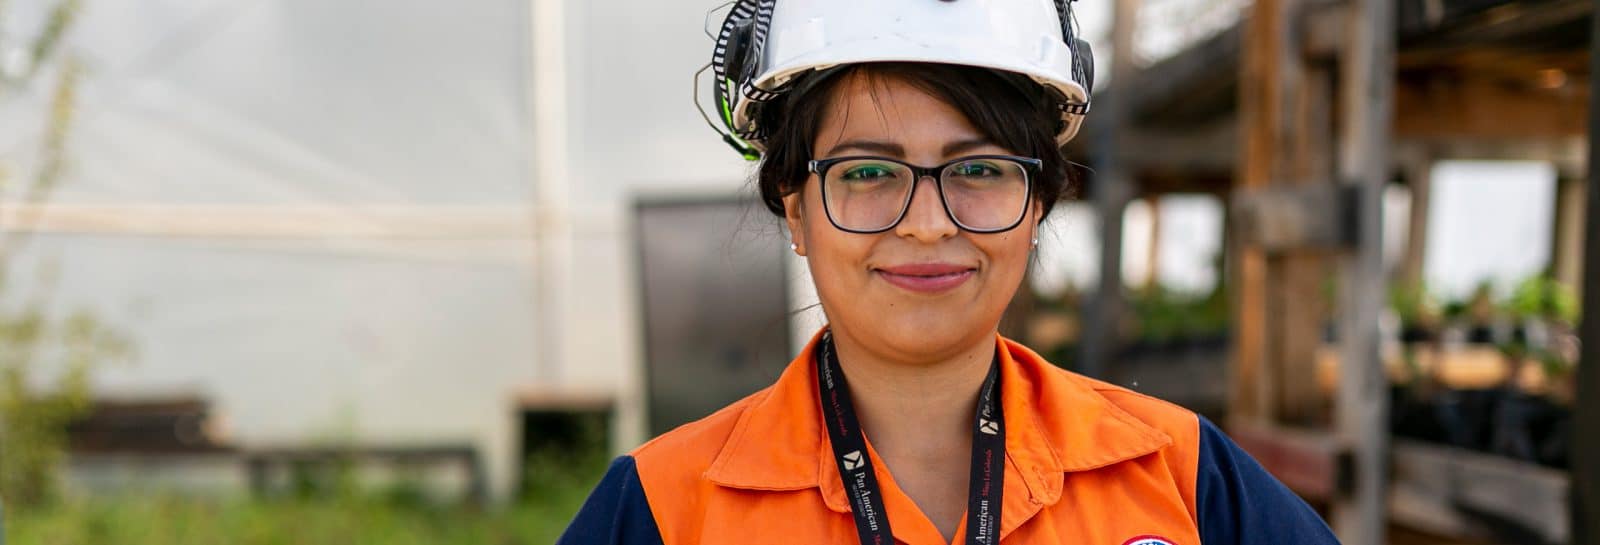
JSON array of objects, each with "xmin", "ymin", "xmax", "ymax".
[{"xmin": 700, "ymin": 0, "xmax": 1094, "ymax": 159}]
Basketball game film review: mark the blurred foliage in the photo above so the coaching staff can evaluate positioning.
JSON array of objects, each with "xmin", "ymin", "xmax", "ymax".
[
  {"xmin": 0, "ymin": 312, "xmax": 129, "ymax": 508},
  {"xmin": 1392, "ymin": 272, "xmax": 1583, "ymax": 395},
  {"xmin": 1023, "ymin": 280, "xmax": 1229, "ymax": 370},
  {"xmin": 521, "ymin": 412, "xmax": 610, "ymax": 501},
  {"xmin": 0, "ymin": 0, "xmax": 133, "ymax": 511},
  {"xmin": 1505, "ymin": 274, "xmax": 1580, "ymax": 326},
  {"xmin": 5, "ymin": 489, "xmax": 593, "ymax": 545},
  {"xmin": 1505, "ymin": 274, "xmax": 1582, "ymax": 383},
  {"xmin": 1126, "ymin": 286, "xmax": 1229, "ymax": 345},
  {"xmin": 1388, "ymin": 280, "xmax": 1441, "ymax": 331},
  {"xmin": 1403, "ymin": 273, "xmax": 1580, "ymax": 331},
  {"xmin": 4, "ymin": 435, "xmax": 609, "ymax": 544}
]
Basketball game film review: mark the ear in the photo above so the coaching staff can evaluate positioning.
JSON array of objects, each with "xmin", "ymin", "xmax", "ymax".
[
  {"xmin": 782, "ymin": 190, "xmax": 807, "ymax": 256},
  {"xmin": 1029, "ymin": 200, "xmax": 1045, "ymax": 241}
]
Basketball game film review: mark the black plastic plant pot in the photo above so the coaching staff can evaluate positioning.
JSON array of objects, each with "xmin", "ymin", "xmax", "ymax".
[
  {"xmin": 1391, "ymin": 385, "xmax": 1575, "ymax": 469},
  {"xmin": 1389, "ymin": 384, "xmax": 1451, "ymax": 444},
  {"xmin": 1399, "ymin": 326, "xmax": 1436, "ymax": 344},
  {"xmin": 1466, "ymin": 325, "xmax": 1496, "ymax": 344}
]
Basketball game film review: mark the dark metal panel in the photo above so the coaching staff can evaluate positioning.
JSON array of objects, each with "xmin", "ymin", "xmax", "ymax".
[
  {"xmin": 634, "ymin": 197, "xmax": 793, "ymax": 436},
  {"xmin": 1573, "ymin": 3, "xmax": 1600, "ymax": 542}
]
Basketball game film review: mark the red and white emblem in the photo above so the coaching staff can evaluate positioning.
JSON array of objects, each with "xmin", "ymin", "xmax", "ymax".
[{"xmin": 1120, "ymin": 536, "xmax": 1177, "ymax": 545}]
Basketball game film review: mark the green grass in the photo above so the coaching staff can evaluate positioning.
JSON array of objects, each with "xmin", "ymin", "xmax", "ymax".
[
  {"xmin": 5, "ymin": 455, "xmax": 605, "ymax": 545},
  {"xmin": 7, "ymin": 488, "xmax": 590, "ymax": 545}
]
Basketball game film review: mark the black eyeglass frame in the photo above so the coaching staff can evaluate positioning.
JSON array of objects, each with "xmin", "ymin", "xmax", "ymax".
[{"xmin": 806, "ymin": 154, "xmax": 1043, "ymax": 234}]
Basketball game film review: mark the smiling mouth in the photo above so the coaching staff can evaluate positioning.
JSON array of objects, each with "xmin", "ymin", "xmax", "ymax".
[{"xmin": 874, "ymin": 264, "xmax": 977, "ymax": 294}]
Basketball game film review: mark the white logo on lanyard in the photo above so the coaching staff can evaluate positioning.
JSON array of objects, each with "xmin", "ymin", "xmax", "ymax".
[{"xmin": 841, "ymin": 450, "xmax": 866, "ymax": 471}]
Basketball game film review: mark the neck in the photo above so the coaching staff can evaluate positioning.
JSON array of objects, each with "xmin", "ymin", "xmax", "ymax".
[{"xmin": 827, "ymin": 326, "xmax": 995, "ymax": 460}]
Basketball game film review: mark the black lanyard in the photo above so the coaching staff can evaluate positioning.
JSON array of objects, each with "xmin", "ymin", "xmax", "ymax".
[{"xmin": 815, "ymin": 332, "xmax": 1005, "ymax": 545}]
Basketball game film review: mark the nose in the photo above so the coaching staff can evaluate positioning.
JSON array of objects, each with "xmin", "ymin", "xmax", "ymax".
[{"xmin": 893, "ymin": 175, "xmax": 959, "ymax": 243}]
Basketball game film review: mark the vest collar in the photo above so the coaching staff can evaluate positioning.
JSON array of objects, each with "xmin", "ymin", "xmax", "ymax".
[{"xmin": 702, "ymin": 329, "xmax": 1173, "ymax": 532}]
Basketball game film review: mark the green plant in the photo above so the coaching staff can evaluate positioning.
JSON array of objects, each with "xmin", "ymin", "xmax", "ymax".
[
  {"xmin": 0, "ymin": 0, "xmax": 134, "ymax": 510},
  {"xmin": 1126, "ymin": 285, "xmax": 1229, "ymax": 345},
  {"xmin": 1505, "ymin": 273, "xmax": 1579, "ymax": 326},
  {"xmin": 522, "ymin": 413, "xmax": 610, "ymax": 501},
  {"xmin": 6, "ymin": 490, "xmax": 601, "ymax": 545},
  {"xmin": 1388, "ymin": 281, "xmax": 1440, "ymax": 331},
  {"xmin": 0, "ymin": 311, "xmax": 129, "ymax": 507}
]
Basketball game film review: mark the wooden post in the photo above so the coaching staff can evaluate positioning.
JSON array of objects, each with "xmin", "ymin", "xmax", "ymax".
[
  {"xmin": 1399, "ymin": 154, "xmax": 1433, "ymax": 291},
  {"xmin": 1333, "ymin": 0, "xmax": 1393, "ymax": 540},
  {"xmin": 1572, "ymin": 2, "xmax": 1600, "ymax": 542},
  {"xmin": 1276, "ymin": 63, "xmax": 1336, "ymax": 426},
  {"xmin": 1080, "ymin": 0, "xmax": 1140, "ymax": 379},
  {"xmin": 1232, "ymin": 0, "xmax": 1294, "ymax": 423},
  {"xmin": 1552, "ymin": 176, "xmax": 1588, "ymax": 293},
  {"xmin": 1145, "ymin": 196, "xmax": 1161, "ymax": 291},
  {"xmin": 1235, "ymin": 0, "xmax": 1333, "ymax": 424}
]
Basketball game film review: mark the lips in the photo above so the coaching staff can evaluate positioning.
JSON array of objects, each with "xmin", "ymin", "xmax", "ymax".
[{"xmin": 875, "ymin": 263, "xmax": 977, "ymax": 294}]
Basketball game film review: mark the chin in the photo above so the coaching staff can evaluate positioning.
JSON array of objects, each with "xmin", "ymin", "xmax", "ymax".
[{"xmin": 867, "ymin": 311, "xmax": 992, "ymax": 361}]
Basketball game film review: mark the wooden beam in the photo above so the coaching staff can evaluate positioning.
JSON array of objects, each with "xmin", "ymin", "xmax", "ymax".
[
  {"xmin": 1404, "ymin": 0, "xmax": 1592, "ymax": 48},
  {"xmin": 1332, "ymin": 0, "xmax": 1395, "ymax": 540},
  {"xmin": 1122, "ymin": 25, "xmax": 1241, "ymax": 127},
  {"xmin": 1131, "ymin": 169, "xmax": 1235, "ymax": 196},
  {"xmin": 1119, "ymin": 123, "xmax": 1239, "ymax": 172},
  {"xmin": 1397, "ymin": 136, "xmax": 1587, "ymax": 176},
  {"xmin": 1393, "ymin": 440, "xmax": 1570, "ymax": 544},
  {"xmin": 1395, "ymin": 72, "xmax": 1590, "ymax": 139},
  {"xmin": 1303, "ymin": 0, "xmax": 1348, "ymax": 60},
  {"xmin": 1233, "ymin": 184, "xmax": 1355, "ymax": 251},
  {"xmin": 1229, "ymin": 423, "xmax": 1343, "ymax": 501}
]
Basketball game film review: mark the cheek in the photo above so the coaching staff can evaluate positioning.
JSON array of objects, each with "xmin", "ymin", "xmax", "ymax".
[
  {"xmin": 803, "ymin": 217, "xmax": 874, "ymax": 279},
  {"xmin": 977, "ymin": 234, "xmax": 1034, "ymax": 286}
]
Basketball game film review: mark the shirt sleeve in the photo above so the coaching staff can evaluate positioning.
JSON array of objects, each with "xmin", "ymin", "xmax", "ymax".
[
  {"xmin": 1195, "ymin": 416, "xmax": 1341, "ymax": 545},
  {"xmin": 557, "ymin": 455, "xmax": 665, "ymax": 545}
]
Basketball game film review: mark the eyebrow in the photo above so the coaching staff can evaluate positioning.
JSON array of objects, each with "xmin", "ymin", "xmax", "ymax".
[
  {"xmin": 822, "ymin": 137, "xmax": 997, "ymax": 159},
  {"xmin": 824, "ymin": 139, "xmax": 904, "ymax": 157}
]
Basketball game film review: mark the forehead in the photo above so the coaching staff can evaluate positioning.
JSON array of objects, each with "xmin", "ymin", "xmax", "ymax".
[{"xmin": 812, "ymin": 70, "xmax": 993, "ymax": 159}]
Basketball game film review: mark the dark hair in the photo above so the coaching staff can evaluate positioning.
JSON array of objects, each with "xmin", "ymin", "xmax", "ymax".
[{"xmin": 754, "ymin": 62, "xmax": 1074, "ymax": 220}]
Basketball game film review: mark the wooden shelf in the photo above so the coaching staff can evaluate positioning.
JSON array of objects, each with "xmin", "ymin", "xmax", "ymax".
[{"xmin": 1391, "ymin": 440, "xmax": 1569, "ymax": 545}]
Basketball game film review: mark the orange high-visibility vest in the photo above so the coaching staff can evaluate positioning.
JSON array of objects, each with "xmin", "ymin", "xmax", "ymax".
[{"xmin": 560, "ymin": 331, "xmax": 1338, "ymax": 545}]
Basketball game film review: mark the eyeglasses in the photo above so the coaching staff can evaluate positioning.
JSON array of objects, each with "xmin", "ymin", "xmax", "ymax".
[{"xmin": 807, "ymin": 154, "xmax": 1041, "ymax": 234}]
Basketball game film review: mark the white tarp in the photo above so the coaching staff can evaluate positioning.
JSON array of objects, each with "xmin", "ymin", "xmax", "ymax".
[{"xmin": 2, "ymin": 0, "xmax": 543, "ymax": 500}]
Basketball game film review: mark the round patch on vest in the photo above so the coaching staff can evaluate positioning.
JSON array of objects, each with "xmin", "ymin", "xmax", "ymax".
[{"xmin": 1120, "ymin": 536, "xmax": 1177, "ymax": 545}]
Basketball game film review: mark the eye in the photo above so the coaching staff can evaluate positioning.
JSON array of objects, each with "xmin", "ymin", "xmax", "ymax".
[
  {"xmin": 951, "ymin": 161, "xmax": 1003, "ymax": 177},
  {"xmin": 840, "ymin": 164, "xmax": 898, "ymax": 181}
]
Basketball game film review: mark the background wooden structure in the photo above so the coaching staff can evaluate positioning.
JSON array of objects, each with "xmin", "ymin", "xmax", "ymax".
[{"xmin": 1073, "ymin": 1, "xmax": 1598, "ymax": 542}]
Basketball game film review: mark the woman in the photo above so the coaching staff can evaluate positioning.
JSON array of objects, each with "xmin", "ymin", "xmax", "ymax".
[{"xmin": 561, "ymin": 1, "xmax": 1339, "ymax": 544}]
